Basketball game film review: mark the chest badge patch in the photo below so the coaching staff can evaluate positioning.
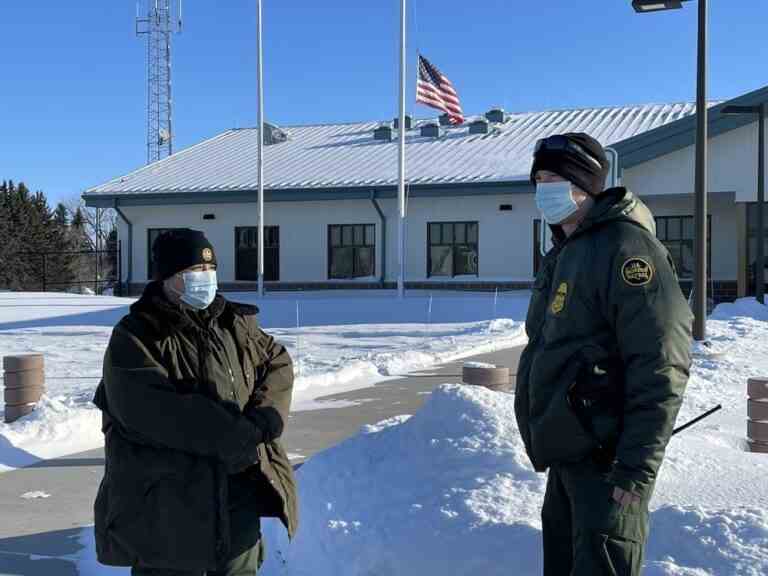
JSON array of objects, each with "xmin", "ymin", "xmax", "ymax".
[
  {"xmin": 622, "ymin": 257, "xmax": 654, "ymax": 287},
  {"xmin": 550, "ymin": 282, "xmax": 568, "ymax": 315}
]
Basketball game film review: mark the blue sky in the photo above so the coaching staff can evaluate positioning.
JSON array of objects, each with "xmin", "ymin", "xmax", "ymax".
[{"xmin": 2, "ymin": 1, "xmax": 768, "ymax": 207}]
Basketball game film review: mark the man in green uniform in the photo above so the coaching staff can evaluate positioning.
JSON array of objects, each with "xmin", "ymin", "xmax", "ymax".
[
  {"xmin": 93, "ymin": 229, "xmax": 298, "ymax": 575},
  {"xmin": 514, "ymin": 133, "xmax": 692, "ymax": 575}
]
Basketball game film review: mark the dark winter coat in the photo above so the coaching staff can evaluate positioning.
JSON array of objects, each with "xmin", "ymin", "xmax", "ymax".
[
  {"xmin": 93, "ymin": 282, "xmax": 298, "ymax": 571},
  {"xmin": 514, "ymin": 187, "xmax": 692, "ymax": 498}
]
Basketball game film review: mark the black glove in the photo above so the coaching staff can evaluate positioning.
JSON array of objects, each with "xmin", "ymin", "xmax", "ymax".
[
  {"xmin": 218, "ymin": 400, "xmax": 263, "ymax": 473},
  {"xmin": 243, "ymin": 405, "xmax": 284, "ymax": 443}
]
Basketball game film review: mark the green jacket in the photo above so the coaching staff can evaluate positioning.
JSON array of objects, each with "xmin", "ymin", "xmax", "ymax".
[
  {"xmin": 514, "ymin": 187, "xmax": 692, "ymax": 497},
  {"xmin": 93, "ymin": 282, "xmax": 298, "ymax": 571}
]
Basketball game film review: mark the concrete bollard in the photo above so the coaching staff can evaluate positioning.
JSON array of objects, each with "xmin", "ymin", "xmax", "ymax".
[
  {"xmin": 462, "ymin": 363, "xmax": 512, "ymax": 392},
  {"xmin": 3, "ymin": 354, "xmax": 45, "ymax": 424},
  {"xmin": 747, "ymin": 377, "xmax": 768, "ymax": 454}
]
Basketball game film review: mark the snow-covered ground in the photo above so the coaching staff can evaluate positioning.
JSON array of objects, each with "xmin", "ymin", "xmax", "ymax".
[
  {"xmin": 247, "ymin": 298, "xmax": 768, "ymax": 576},
  {"xmin": 0, "ymin": 290, "xmax": 528, "ymax": 472},
  {"xmin": 6, "ymin": 292, "xmax": 768, "ymax": 574}
]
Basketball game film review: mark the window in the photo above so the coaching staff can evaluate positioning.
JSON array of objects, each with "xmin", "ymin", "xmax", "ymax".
[
  {"xmin": 235, "ymin": 226, "xmax": 279, "ymax": 281},
  {"xmin": 427, "ymin": 221, "xmax": 478, "ymax": 277},
  {"xmin": 328, "ymin": 224, "xmax": 375, "ymax": 279},
  {"xmin": 746, "ymin": 203, "xmax": 768, "ymax": 291},
  {"xmin": 654, "ymin": 215, "xmax": 711, "ymax": 279},
  {"xmin": 147, "ymin": 228, "xmax": 183, "ymax": 279}
]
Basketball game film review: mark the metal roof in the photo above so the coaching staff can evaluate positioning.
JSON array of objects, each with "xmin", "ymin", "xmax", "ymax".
[{"xmin": 85, "ymin": 103, "xmax": 701, "ymax": 198}]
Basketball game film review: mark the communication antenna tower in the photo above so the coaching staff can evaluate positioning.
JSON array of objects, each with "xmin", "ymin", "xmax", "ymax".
[{"xmin": 136, "ymin": 0, "xmax": 183, "ymax": 164}]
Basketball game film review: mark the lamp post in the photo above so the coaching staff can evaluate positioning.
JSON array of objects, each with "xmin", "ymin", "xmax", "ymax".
[
  {"xmin": 722, "ymin": 104, "xmax": 766, "ymax": 304},
  {"xmin": 632, "ymin": 0, "xmax": 708, "ymax": 340},
  {"xmin": 256, "ymin": 0, "xmax": 265, "ymax": 298}
]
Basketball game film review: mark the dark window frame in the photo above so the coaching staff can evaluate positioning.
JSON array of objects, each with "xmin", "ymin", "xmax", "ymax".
[
  {"xmin": 327, "ymin": 224, "xmax": 376, "ymax": 279},
  {"xmin": 147, "ymin": 227, "xmax": 183, "ymax": 280},
  {"xmin": 654, "ymin": 215, "xmax": 712, "ymax": 280},
  {"xmin": 426, "ymin": 221, "xmax": 479, "ymax": 278},
  {"xmin": 234, "ymin": 226, "xmax": 280, "ymax": 282},
  {"xmin": 746, "ymin": 203, "xmax": 768, "ymax": 290}
]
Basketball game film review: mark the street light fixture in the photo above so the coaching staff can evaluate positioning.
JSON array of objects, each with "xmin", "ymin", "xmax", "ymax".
[
  {"xmin": 632, "ymin": 0, "xmax": 708, "ymax": 341},
  {"xmin": 722, "ymin": 104, "xmax": 766, "ymax": 304},
  {"xmin": 632, "ymin": 1, "xmax": 684, "ymax": 13}
]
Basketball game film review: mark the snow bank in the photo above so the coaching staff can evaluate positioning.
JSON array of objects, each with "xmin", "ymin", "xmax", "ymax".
[
  {"xmin": 261, "ymin": 384, "xmax": 546, "ymax": 576},
  {"xmin": 262, "ymin": 382, "xmax": 768, "ymax": 575},
  {"xmin": 645, "ymin": 506, "xmax": 768, "ymax": 575},
  {"xmin": 0, "ymin": 395, "xmax": 103, "ymax": 473}
]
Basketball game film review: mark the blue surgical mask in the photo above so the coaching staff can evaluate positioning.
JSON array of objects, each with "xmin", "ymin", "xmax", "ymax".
[
  {"xmin": 535, "ymin": 181, "xmax": 580, "ymax": 224},
  {"xmin": 180, "ymin": 270, "xmax": 218, "ymax": 310}
]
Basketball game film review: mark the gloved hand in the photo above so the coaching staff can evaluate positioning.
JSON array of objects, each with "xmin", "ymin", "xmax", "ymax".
[
  {"xmin": 243, "ymin": 404, "xmax": 284, "ymax": 443},
  {"xmin": 219, "ymin": 400, "xmax": 263, "ymax": 473}
]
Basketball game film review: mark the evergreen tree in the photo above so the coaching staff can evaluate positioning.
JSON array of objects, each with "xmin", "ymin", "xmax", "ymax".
[
  {"xmin": 54, "ymin": 203, "xmax": 69, "ymax": 227},
  {"xmin": 0, "ymin": 181, "xmax": 75, "ymax": 291},
  {"xmin": 71, "ymin": 207, "xmax": 85, "ymax": 230}
]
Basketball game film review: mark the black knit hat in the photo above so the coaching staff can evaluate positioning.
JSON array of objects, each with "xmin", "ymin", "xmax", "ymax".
[
  {"xmin": 530, "ymin": 132, "xmax": 610, "ymax": 196},
  {"xmin": 151, "ymin": 229, "xmax": 217, "ymax": 281}
]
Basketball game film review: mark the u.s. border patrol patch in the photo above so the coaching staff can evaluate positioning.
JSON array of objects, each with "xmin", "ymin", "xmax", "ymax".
[
  {"xmin": 550, "ymin": 282, "xmax": 568, "ymax": 314},
  {"xmin": 621, "ymin": 257, "xmax": 654, "ymax": 287}
]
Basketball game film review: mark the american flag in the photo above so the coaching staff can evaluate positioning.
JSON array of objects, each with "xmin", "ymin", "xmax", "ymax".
[{"xmin": 416, "ymin": 55, "xmax": 464, "ymax": 125}]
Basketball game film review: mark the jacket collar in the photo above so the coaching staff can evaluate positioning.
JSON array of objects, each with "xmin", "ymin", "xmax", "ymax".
[
  {"xmin": 562, "ymin": 187, "xmax": 655, "ymax": 244},
  {"xmin": 130, "ymin": 281, "xmax": 228, "ymax": 336}
]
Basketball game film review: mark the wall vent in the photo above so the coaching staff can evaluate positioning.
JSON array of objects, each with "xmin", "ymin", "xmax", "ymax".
[
  {"xmin": 373, "ymin": 124, "xmax": 393, "ymax": 141},
  {"xmin": 469, "ymin": 119, "xmax": 489, "ymax": 135},
  {"xmin": 420, "ymin": 122, "xmax": 440, "ymax": 138},
  {"xmin": 393, "ymin": 115, "xmax": 413, "ymax": 130},
  {"xmin": 486, "ymin": 108, "xmax": 506, "ymax": 123}
]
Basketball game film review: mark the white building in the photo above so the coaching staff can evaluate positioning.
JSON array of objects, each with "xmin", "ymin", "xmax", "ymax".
[{"xmin": 83, "ymin": 85, "xmax": 768, "ymax": 301}]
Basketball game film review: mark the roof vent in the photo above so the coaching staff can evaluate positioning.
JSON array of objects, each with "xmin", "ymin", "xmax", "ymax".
[
  {"xmin": 374, "ymin": 124, "xmax": 393, "ymax": 141},
  {"xmin": 485, "ymin": 108, "xmax": 506, "ymax": 123},
  {"xmin": 393, "ymin": 115, "xmax": 412, "ymax": 130},
  {"xmin": 439, "ymin": 113, "xmax": 453, "ymax": 126},
  {"xmin": 420, "ymin": 122, "xmax": 440, "ymax": 138},
  {"xmin": 263, "ymin": 122, "xmax": 290, "ymax": 145},
  {"xmin": 469, "ymin": 118, "xmax": 490, "ymax": 135}
]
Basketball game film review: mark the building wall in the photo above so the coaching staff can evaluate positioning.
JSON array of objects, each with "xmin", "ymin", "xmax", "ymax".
[
  {"xmin": 120, "ymin": 200, "xmax": 379, "ymax": 283},
  {"xmin": 115, "ymin": 190, "xmax": 740, "ymax": 289},
  {"xmin": 623, "ymin": 121, "xmax": 765, "ymax": 201},
  {"xmin": 641, "ymin": 192, "xmax": 737, "ymax": 281},
  {"xmin": 401, "ymin": 193, "xmax": 536, "ymax": 282},
  {"xmin": 117, "ymin": 193, "xmax": 538, "ymax": 285}
]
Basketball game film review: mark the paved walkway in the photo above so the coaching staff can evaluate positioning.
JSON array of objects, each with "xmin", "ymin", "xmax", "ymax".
[{"xmin": 0, "ymin": 346, "xmax": 523, "ymax": 575}]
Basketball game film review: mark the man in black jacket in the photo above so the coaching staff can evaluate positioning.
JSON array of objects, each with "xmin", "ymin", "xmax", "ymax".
[{"xmin": 93, "ymin": 229, "xmax": 298, "ymax": 575}]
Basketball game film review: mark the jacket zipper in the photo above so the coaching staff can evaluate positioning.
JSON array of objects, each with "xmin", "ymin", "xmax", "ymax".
[{"xmin": 207, "ymin": 326, "xmax": 240, "ymax": 405}]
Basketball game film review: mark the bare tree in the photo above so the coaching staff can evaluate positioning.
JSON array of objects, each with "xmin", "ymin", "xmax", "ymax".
[
  {"xmin": 64, "ymin": 197, "xmax": 119, "ymax": 293},
  {"xmin": 65, "ymin": 196, "xmax": 116, "ymax": 251}
]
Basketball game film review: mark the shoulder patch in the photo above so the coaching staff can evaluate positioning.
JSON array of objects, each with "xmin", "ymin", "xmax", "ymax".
[
  {"xmin": 550, "ymin": 282, "xmax": 568, "ymax": 315},
  {"xmin": 621, "ymin": 257, "xmax": 654, "ymax": 287}
]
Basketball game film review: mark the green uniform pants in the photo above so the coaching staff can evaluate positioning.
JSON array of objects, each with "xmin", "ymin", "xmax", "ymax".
[
  {"xmin": 542, "ymin": 460, "xmax": 650, "ymax": 576},
  {"xmin": 131, "ymin": 541, "xmax": 263, "ymax": 576}
]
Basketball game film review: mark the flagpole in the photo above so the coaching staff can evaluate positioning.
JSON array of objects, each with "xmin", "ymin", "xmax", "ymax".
[
  {"xmin": 397, "ymin": 0, "xmax": 406, "ymax": 299},
  {"xmin": 256, "ymin": 0, "xmax": 265, "ymax": 298}
]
